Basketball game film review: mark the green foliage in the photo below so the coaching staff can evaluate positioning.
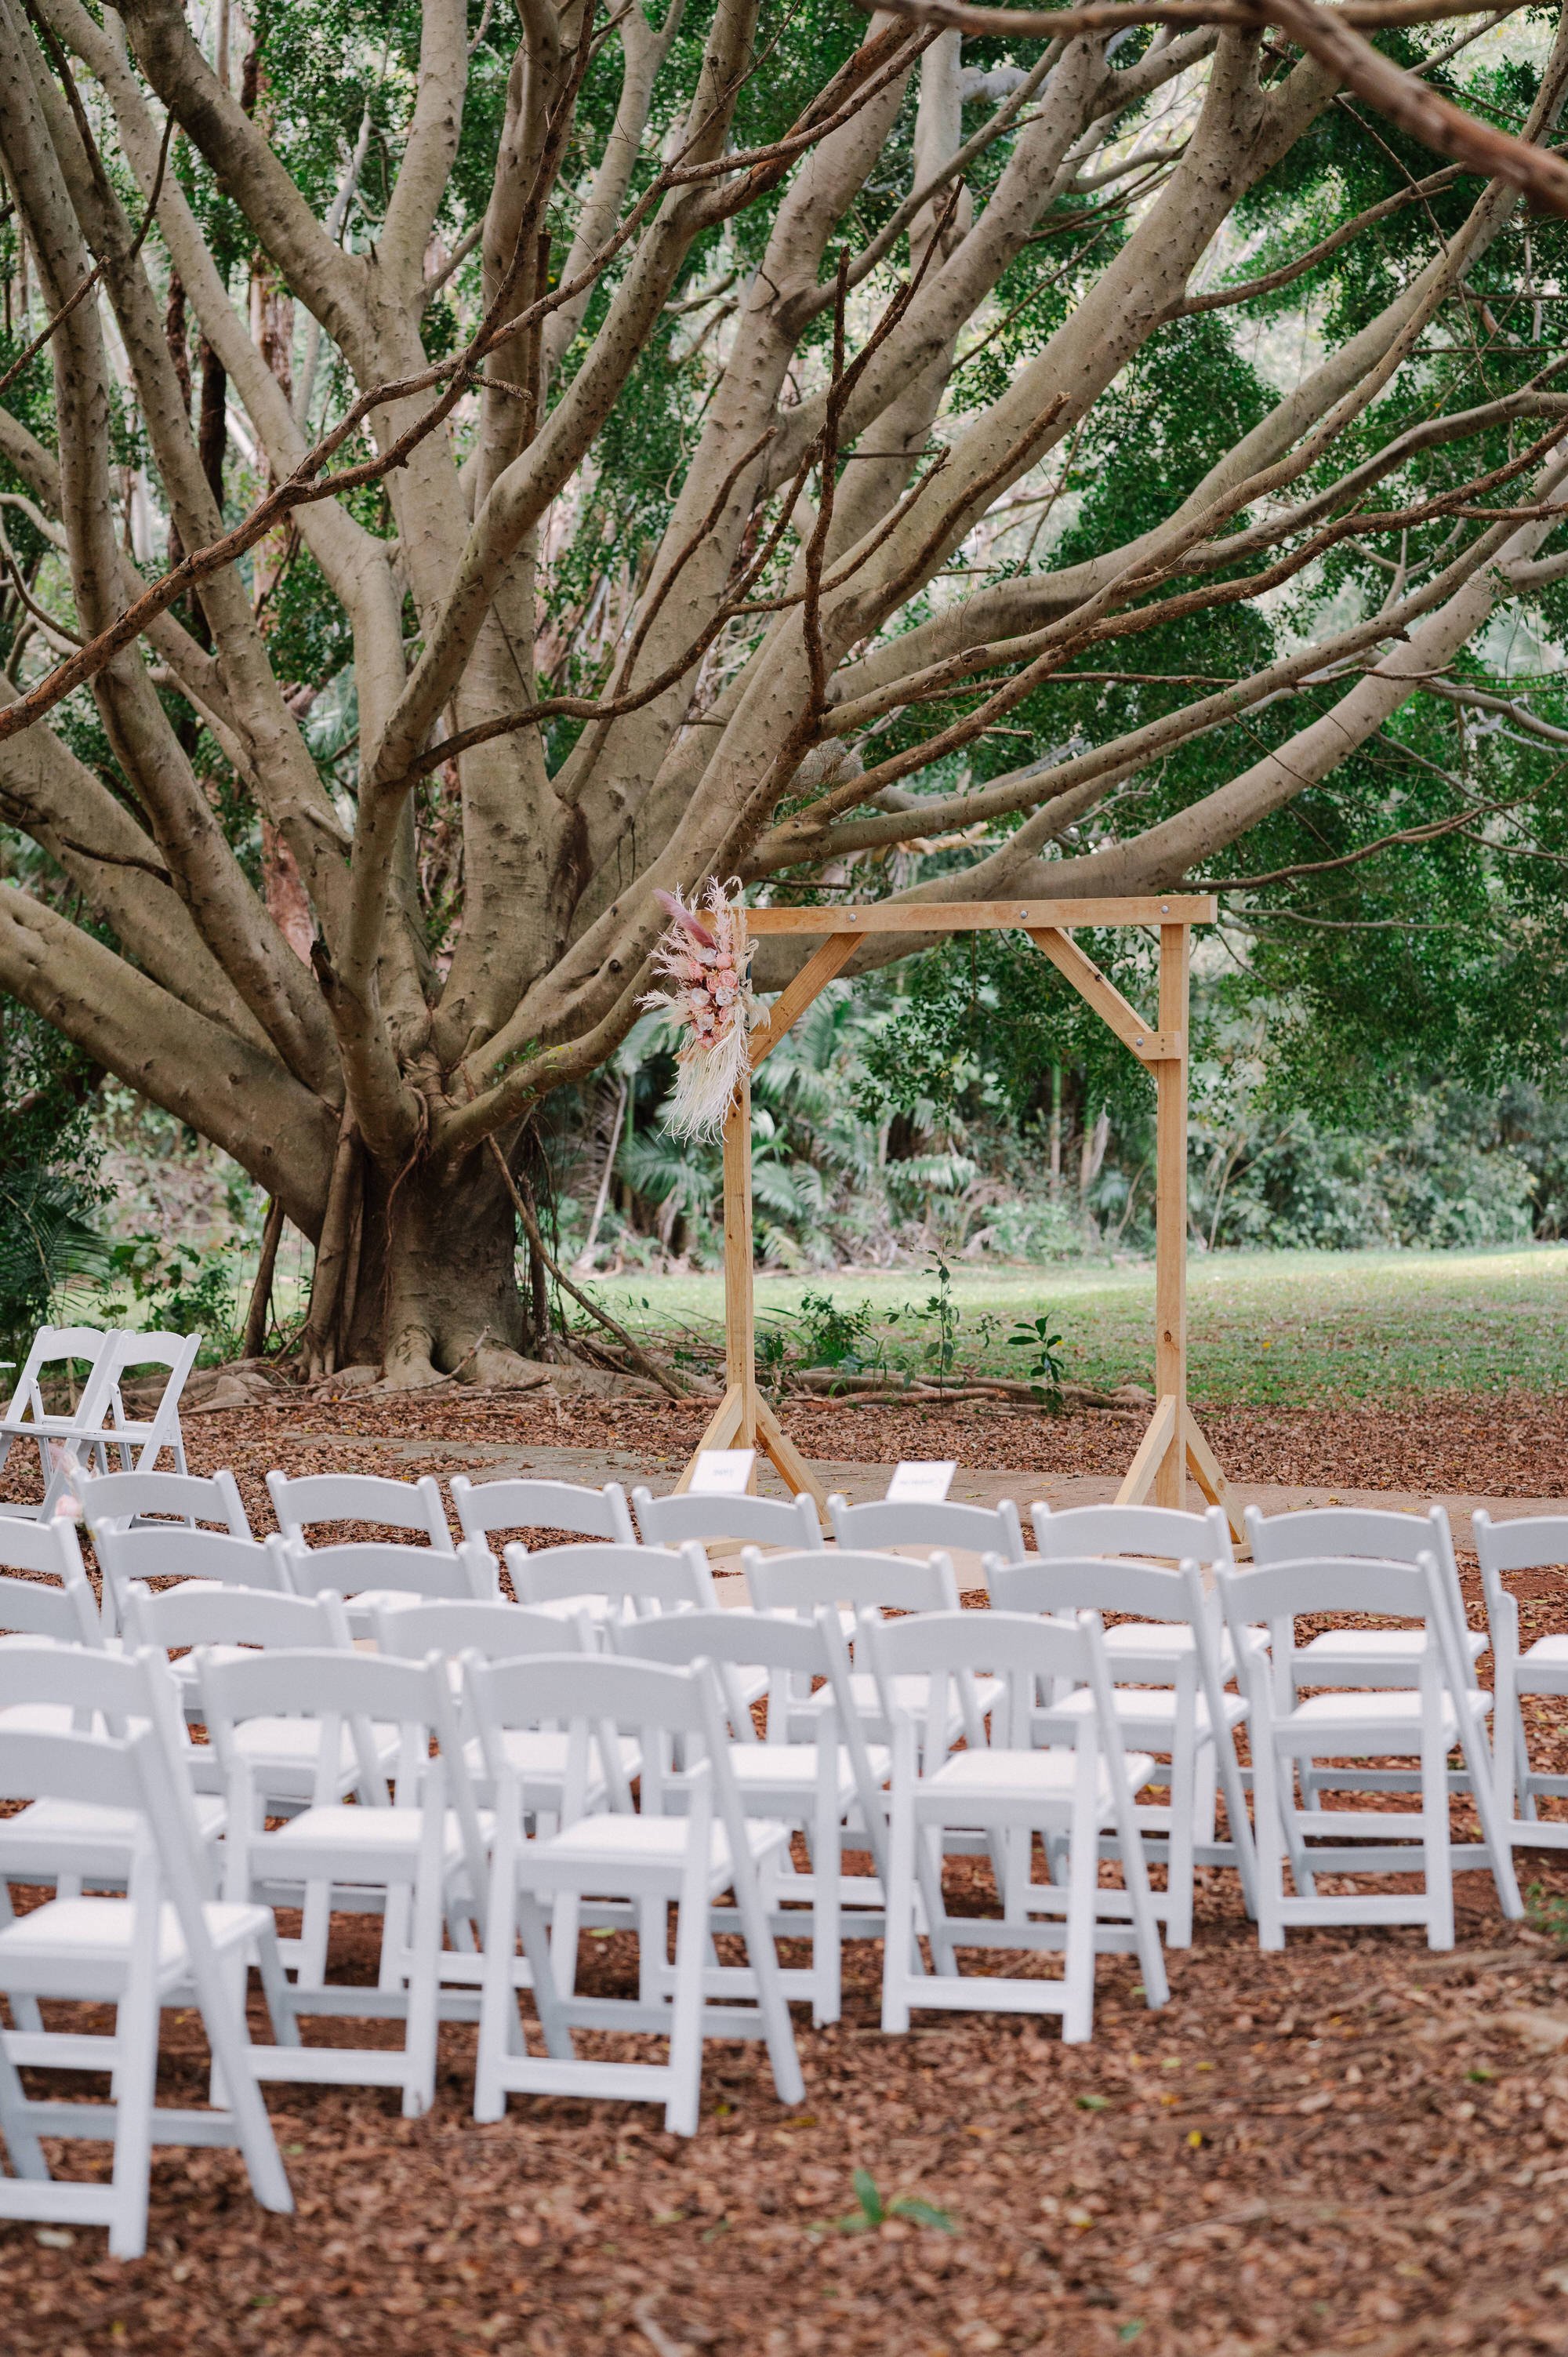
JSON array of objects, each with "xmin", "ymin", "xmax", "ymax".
[
  {"xmin": 99, "ymin": 1236, "xmax": 241, "ymax": 1363},
  {"xmin": 817, "ymin": 2169, "xmax": 957, "ymax": 2238},
  {"xmin": 0, "ymin": 1010, "xmax": 108, "ymax": 1360},
  {"xmin": 1008, "ymin": 1313, "xmax": 1067, "ymax": 1407}
]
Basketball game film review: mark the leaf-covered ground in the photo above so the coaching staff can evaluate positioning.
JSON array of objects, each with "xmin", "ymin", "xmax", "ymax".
[{"xmin": 2, "ymin": 1389, "xmax": 1566, "ymax": 2355}]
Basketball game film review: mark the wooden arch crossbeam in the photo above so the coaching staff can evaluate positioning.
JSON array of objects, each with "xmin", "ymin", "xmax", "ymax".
[{"xmin": 676, "ymin": 895, "xmax": 1238, "ymax": 1539}]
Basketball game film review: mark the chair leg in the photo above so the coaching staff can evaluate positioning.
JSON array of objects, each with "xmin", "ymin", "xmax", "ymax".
[
  {"xmin": 517, "ymin": 1891, "xmax": 574, "ymax": 2061},
  {"xmin": 1062, "ymin": 1781, "xmax": 1101, "ymax": 2046},
  {"xmin": 0, "ymin": 2017, "xmax": 47, "ymax": 2179},
  {"xmin": 1456, "ymin": 1704, "xmax": 1523, "ymax": 1922},
  {"xmin": 665, "ymin": 1860, "xmax": 711, "ymax": 2137},
  {"xmin": 1421, "ymin": 1715, "xmax": 1455, "ymax": 1952},
  {"xmin": 811, "ymin": 1778, "xmax": 842, "ymax": 2029},
  {"xmin": 252, "ymin": 1925, "xmax": 301, "ymax": 2049},
  {"xmin": 106, "ymin": 1978, "xmax": 159, "ymax": 2262},
  {"xmin": 474, "ymin": 1846, "xmax": 521, "ymax": 2122},
  {"xmin": 402, "ymin": 1870, "xmax": 444, "ymax": 2120},
  {"xmin": 1164, "ymin": 1739, "xmax": 1196, "ymax": 1952},
  {"xmin": 1252, "ymin": 1740, "xmax": 1287, "ymax": 1952},
  {"xmin": 880, "ymin": 1774, "xmax": 920, "ymax": 2036}
]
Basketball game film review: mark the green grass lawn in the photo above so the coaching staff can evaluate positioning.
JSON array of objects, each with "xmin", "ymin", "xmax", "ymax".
[{"xmin": 581, "ymin": 1244, "xmax": 1568, "ymax": 1406}]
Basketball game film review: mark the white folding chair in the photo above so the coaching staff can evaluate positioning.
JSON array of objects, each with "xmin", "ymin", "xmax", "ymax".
[
  {"xmin": 612, "ymin": 1605, "xmax": 890, "ymax": 2025},
  {"xmin": 281, "ymin": 1534, "xmax": 497, "ymax": 1625},
  {"xmin": 860, "ymin": 1607, "xmax": 1168, "ymax": 2043},
  {"xmin": 71, "ymin": 1465, "xmax": 252, "ymax": 1538},
  {"xmin": 506, "ymin": 1540, "xmax": 716, "ymax": 1622},
  {"xmin": 1245, "ymin": 1504, "xmax": 1488, "ymax": 1809},
  {"xmin": 80, "ymin": 1331, "xmax": 203, "ymax": 1482},
  {"xmin": 0, "ymin": 1519, "xmax": 103, "ymax": 1663},
  {"xmin": 452, "ymin": 1473, "xmax": 636, "ymax": 1548},
  {"xmin": 987, "ymin": 1553, "xmax": 1256, "ymax": 1942},
  {"xmin": 0, "ymin": 1723, "xmax": 292, "ymax": 2257},
  {"xmin": 120, "ymin": 1576, "xmax": 363, "ymax": 1781},
  {"xmin": 0, "ymin": 1326, "xmax": 113, "ymax": 1514},
  {"xmin": 742, "ymin": 1548, "xmax": 993, "ymax": 1747},
  {"xmin": 632, "ymin": 1487, "xmax": 824, "ymax": 1553},
  {"xmin": 0, "ymin": 1643, "xmax": 230, "ymax": 1980},
  {"xmin": 829, "ymin": 1492, "xmax": 1026, "ymax": 1566},
  {"xmin": 267, "ymin": 1469, "xmax": 455, "ymax": 1552},
  {"xmin": 1218, "ymin": 1554, "xmax": 1521, "ymax": 1950},
  {"xmin": 1475, "ymin": 1513, "xmax": 1568, "ymax": 1846},
  {"xmin": 200, "ymin": 1647, "xmax": 488, "ymax": 2116},
  {"xmin": 93, "ymin": 1522, "xmax": 294, "ymax": 1638},
  {"xmin": 470, "ymin": 1654, "xmax": 804, "ymax": 2135},
  {"xmin": 1032, "ymin": 1502, "xmax": 1236, "ymax": 1647},
  {"xmin": 376, "ymin": 1596, "xmax": 632, "ymax": 1816}
]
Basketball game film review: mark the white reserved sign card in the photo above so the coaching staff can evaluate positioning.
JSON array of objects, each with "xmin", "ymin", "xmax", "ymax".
[
  {"xmin": 885, "ymin": 1460, "xmax": 956, "ymax": 1503},
  {"xmin": 690, "ymin": 1448, "xmax": 757, "ymax": 1495}
]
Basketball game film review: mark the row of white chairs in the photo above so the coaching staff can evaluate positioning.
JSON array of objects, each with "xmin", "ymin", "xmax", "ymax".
[
  {"xmin": 60, "ymin": 1460, "xmax": 1568, "ymax": 1842},
  {"xmin": 2, "ymin": 1475, "xmax": 1566, "ymax": 2256}
]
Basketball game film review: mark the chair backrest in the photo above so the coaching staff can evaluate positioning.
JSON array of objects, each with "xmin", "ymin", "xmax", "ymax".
[
  {"xmin": 281, "ymin": 1536, "xmax": 495, "ymax": 1603},
  {"xmin": 71, "ymin": 1465, "xmax": 252, "ymax": 1538},
  {"xmin": 2, "ymin": 1324, "xmax": 110, "ymax": 1422},
  {"xmin": 632, "ymin": 1487, "xmax": 824, "ymax": 1552},
  {"xmin": 1243, "ymin": 1502, "xmax": 1454, "ymax": 1572},
  {"xmin": 123, "ymin": 1578, "xmax": 353, "ymax": 1658},
  {"xmin": 0, "ymin": 1565, "xmax": 102, "ymax": 1647},
  {"xmin": 1031, "ymin": 1501, "xmax": 1233, "ymax": 1567},
  {"xmin": 1472, "ymin": 1512, "xmax": 1568, "ymax": 1629},
  {"xmin": 610, "ymin": 1603, "xmax": 870, "ymax": 1771},
  {"xmin": 372, "ymin": 1596, "xmax": 594, "ymax": 1662},
  {"xmin": 198, "ymin": 1644, "xmax": 458, "ymax": 1810},
  {"xmin": 93, "ymin": 1524, "xmax": 294, "ymax": 1635},
  {"xmin": 463, "ymin": 1651, "xmax": 726, "ymax": 1823},
  {"xmin": 506, "ymin": 1540, "xmax": 715, "ymax": 1613},
  {"xmin": 1243, "ymin": 1504, "xmax": 1470, "ymax": 1673},
  {"xmin": 0, "ymin": 1640, "xmax": 212, "ymax": 1859},
  {"xmin": 989, "ymin": 1552, "xmax": 1207, "ymax": 1629},
  {"xmin": 0, "ymin": 1509, "xmax": 92, "ymax": 1584},
  {"xmin": 828, "ymin": 1494, "xmax": 1025, "ymax": 1563},
  {"xmin": 98, "ymin": 1327, "xmax": 202, "ymax": 1408},
  {"xmin": 450, "ymin": 1473, "xmax": 636, "ymax": 1547},
  {"xmin": 742, "ymin": 1546, "xmax": 960, "ymax": 1617},
  {"xmin": 266, "ymin": 1469, "xmax": 454, "ymax": 1551},
  {"xmin": 1218, "ymin": 1552, "xmax": 1465, "ymax": 1710}
]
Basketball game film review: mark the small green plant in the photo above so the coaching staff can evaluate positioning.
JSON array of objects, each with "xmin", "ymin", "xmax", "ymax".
[
  {"xmin": 1008, "ymin": 1312, "xmax": 1068, "ymax": 1409},
  {"xmin": 1526, "ymin": 1883, "xmax": 1568, "ymax": 1946},
  {"xmin": 797, "ymin": 1291, "xmax": 883, "ymax": 1377},
  {"xmin": 913, "ymin": 1254, "xmax": 959, "ymax": 1392},
  {"xmin": 823, "ymin": 2167, "xmax": 956, "ymax": 2237}
]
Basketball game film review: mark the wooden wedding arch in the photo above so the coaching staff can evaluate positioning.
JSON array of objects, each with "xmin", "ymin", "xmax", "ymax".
[{"xmin": 676, "ymin": 894, "xmax": 1239, "ymax": 1539}]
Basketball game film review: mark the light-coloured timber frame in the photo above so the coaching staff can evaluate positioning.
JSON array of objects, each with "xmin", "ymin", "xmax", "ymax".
[{"xmin": 676, "ymin": 895, "xmax": 1239, "ymax": 1537}]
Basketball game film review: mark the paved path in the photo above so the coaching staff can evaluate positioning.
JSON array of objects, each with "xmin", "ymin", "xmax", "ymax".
[{"xmin": 315, "ymin": 1430, "xmax": 1568, "ymax": 1546}]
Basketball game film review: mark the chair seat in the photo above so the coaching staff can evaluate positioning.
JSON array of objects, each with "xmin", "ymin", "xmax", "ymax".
[
  {"xmin": 261, "ymin": 1804, "xmax": 472, "ymax": 1865},
  {"xmin": 1298, "ymin": 1628, "xmax": 1487, "ymax": 1665},
  {"xmin": 730, "ymin": 1742, "xmax": 889, "ymax": 1802},
  {"xmin": 1520, "ymin": 1635, "xmax": 1568, "ymax": 1667},
  {"xmin": 536, "ymin": 1810, "xmax": 786, "ymax": 1876},
  {"xmin": 803, "ymin": 1672, "xmax": 1002, "ymax": 1731},
  {"xmin": 925, "ymin": 1746, "xmax": 1155, "ymax": 1810},
  {"xmin": 4, "ymin": 1792, "xmax": 227, "ymax": 1847},
  {"xmin": 233, "ymin": 1716, "xmax": 401, "ymax": 1773},
  {"xmin": 1102, "ymin": 1622, "xmax": 1238, "ymax": 1671},
  {"xmin": 1050, "ymin": 1687, "xmax": 1247, "ymax": 1734},
  {"xmin": 0, "ymin": 1894, "xmax": 267, "ymax": 1982},
  {"xmin": 1282, "ymin": 1688, "xmax": 1486, "ymax": 1742},
  {"xmin": 464, "ymin": 1729, "xmax": 641, "ymax": 1790}
]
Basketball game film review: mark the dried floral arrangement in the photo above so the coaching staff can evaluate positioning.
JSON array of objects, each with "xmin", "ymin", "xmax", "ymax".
[{"xmin": 638, "ymin": 879, "xmax": 761, "ymax": 1140}]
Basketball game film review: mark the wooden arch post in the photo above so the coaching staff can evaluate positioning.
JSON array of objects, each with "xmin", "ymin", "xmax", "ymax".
[{"xmin": 677, "ymin": 895, "xmax": 1237, "ymax": 1537}]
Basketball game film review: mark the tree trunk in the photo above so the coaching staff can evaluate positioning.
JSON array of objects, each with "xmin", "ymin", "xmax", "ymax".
[{"xmin": 331, "ymin": 1146, "xmax": 534, "ymax": 1386}]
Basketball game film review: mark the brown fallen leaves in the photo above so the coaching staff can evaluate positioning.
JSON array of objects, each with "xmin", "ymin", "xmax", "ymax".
[{"xmin": 0, "ymin": 1389, "xmax": 1563, "ymax": 2354}]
